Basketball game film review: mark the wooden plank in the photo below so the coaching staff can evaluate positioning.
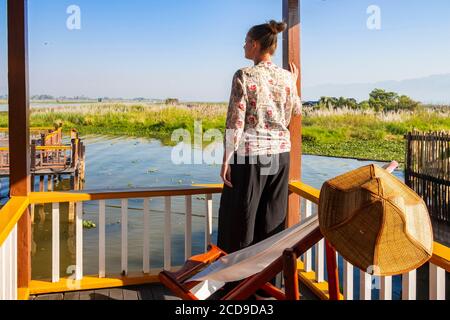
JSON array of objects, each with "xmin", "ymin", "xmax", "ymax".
[
  {"xmin": 122, "ymin": 288, "xmax": 139, "ymax": 300},
  {"xmin": 303, "ymin": 200, "xmax": 312, "ymax": 271},
  {"xmin": 314, "ymin": 239, "xmax": 324, "ymax": 283},
  {"xmin": 359, "ymin": 271, "xmax": 372, "ymax": 300},
  {"xmin": 283, "ymin": 0, "xmax": 301, "ymax": 228},
  {"xmin": 150, "ymin": 284, "xmax": 181, "ymax": 301},
  {"xmin": 0, "ymin": 197, "xmax": 29, "ymax": 246},
  {"xmin": 205, "ymin": 194, "xmax": 212, "ymax": 251},
  {"xmin": 429, "ymin": 263, "xmax": 445, "ymax": 300},
  {"xmin": 63, "ymin": 291, "xmax": 80, "ymax": 300},
  {"xmin": 283, "ymin": 248, "xmax": 299, "ymax": 300},
  {"xmin": 109, "ymin": 288, "xmax": 123, "ymax": 300},
  {"xmin": 29, "ymin": 185, "xmax": 223, "ymax": 204},
  {"xmin": 34, "ymin": 293, "xmax": 63, "ymax": 300},
  {"xmin": 164, "ymin": 197, "xmax": 171, "ymax": 270},
  {"xmin": 52, "ymin": 202, "xmax": 60, "ymax": 283},
  {"xmin": 6, "ymin": 228, "xmax": 13, "ymax": 299},
  {"xmin": 29, "ymin": 273, "xmax": 161, "ymax": 295},
  {"xmin": 75, "ymin": 202, "xmax": 83, "ymax": 280},
  {"xmin": 12, "ymin": 226, "xmax": 18, "ymax": 300},
  {"xmin": 185, "ymin": 195, "xmax": 192, "ymax": 260},
  {"xmin": 325, "ymin": 241, "xmax": 340, "ymax": 300},
  {"xmin": 143, "ymin": 198, "xmax": 150, "ymax": 273},
  {"xmin": 93, "ymin": 288, "xmax": 110, "ymax": 300},
  {"xmin": 380, "ymin": 276, "xmax": 392, "ymax": 300},
  {"xmin": 121, "ymin": 199, "xmax": 128, "ymax": 275},
  {"xmin": 137, "ymin": 286, "xmax": 154, "ymax": 300},
  {"xmin": 99, "ymin": 200, "xmax": 106, "ymax": 278},
  {"xmin": 343, "ymin": 260, "xmax": 353, "ymax": 300},
  {"xmin": 402, "ymin": 270, "xmax": 416, "ymax": 300},
  {"xmin": 0, "ymin": 232, "xmax": 6, "ymax": 299},
  {"xmin": 79, "ymin": 290, "xmax": 94, "ymax": 300}
]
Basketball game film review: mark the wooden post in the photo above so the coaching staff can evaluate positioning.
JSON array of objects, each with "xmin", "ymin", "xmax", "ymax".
[
  {"xmin": 47, "ymin": 175, "xmax": 53, "ymax": 191},
  {"xmin": 81, "ymin": 143, "xmax": 86, "ymax": 187},
  {"xmin": 71, "ymin": 138, "xmax": 79, "ymax": 169},
  {"xmin": 40, "ymin": 133, "xmax": 45, "ymax": 146},
  {"xmin": 283, "ymin": 0, "xmax": 302, "ymax": 227},
  {"xmin": 68, "ymin": 170, "xmax": 75, "ymax": 222},
  {"xmin": 283, "ymin": 248, "xmax": 300, "ymax": 300},
  {"xmin": 30, "ymin": 140, "xmax": 36, "ymax": 172},
  {"xmin": 325, "ymin": 240, "xmax": 341, "ymax": 300},
  {"xmin": 8, "ymin": 0, "xmax": 31, "ymax": 290},
  {"xmin": 30, "ymin": 175, "xmax": 34, "ymax": 224},
  {"xmin": 38, "ymin": 175, "xmax": 45, "ymax": 223}
]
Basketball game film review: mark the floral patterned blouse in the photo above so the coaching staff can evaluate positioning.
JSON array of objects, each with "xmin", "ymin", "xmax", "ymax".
[{"xmin": 224, "ymin": 60, "xmax": 302, "ymax": 156}]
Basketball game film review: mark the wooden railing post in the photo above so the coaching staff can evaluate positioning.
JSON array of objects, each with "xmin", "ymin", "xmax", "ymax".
[
  {"xmin": 283, "ymin": 248, "xmax": 300, "ymax": 300},
  {"xmin": 71, "ymin": 138, "xmax": 79, "ymax": 168},
  {"xmin": 8, "ymin": 0, "xmax": 31, "ymax": 291},
  {"xmin": 325, "ymin": 240, "xmax": 340, "ymax": 300},
  {"xmin": 283, "ymin": 0, "xmax": 302, "ymax": 228},
  {"xmin": 40, "ymin": 133, "xmax": 45, "ymax": 146},
  {"xmin": 30, "ymin": 140, "xmax": 36, "ymax": 171}
]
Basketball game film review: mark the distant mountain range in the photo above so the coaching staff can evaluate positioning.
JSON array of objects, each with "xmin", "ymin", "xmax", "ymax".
[
  {"xmin": 303, "ymin": 73, "xmax": 450, "ymax": 104},
  {"xmin": 1, "ymin": 73, "xmax": 449, "ymax": 104}
]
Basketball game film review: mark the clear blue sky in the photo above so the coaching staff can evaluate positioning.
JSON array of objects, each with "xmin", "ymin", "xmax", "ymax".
[{"xmin": 0, "ymin": 0, "xmax": 449, "ymax": 101}]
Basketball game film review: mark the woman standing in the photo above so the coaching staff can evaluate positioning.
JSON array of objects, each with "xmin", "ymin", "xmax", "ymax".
[{"xmin": 217, "ymin": 20, "xmax": 302, "ymax": 255}]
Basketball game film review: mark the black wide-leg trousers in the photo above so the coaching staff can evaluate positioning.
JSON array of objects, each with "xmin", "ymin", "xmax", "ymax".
[{"xmin": 217, "ymin": 152, "xmax": 290, "ymax": 254}]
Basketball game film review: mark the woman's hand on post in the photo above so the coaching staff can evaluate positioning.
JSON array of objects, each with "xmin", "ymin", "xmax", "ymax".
[
  {"xmin": 221, "ymin": 162, "xmax": 233, "ymax": 188},
  {"xmin": 290, "ymin": 62, "xmax": 299, "ymax": 84}
]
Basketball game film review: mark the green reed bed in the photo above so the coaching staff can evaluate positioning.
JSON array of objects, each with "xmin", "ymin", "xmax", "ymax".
[{"xmin": 0, "ymin": 103, "xmax": 448, "ymax": 163}]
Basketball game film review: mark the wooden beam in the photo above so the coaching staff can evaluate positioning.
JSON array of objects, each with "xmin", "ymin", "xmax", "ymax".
[
  {"xmin": 8, "ymin": 0, "xmax": 31, "ymax": 289},
  {"xmin": 283, "ymin": 0, "xmax": 302, "ymax": 227}
]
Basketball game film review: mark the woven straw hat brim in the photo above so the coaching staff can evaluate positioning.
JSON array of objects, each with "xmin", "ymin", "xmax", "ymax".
[{"xmin": 319, "ymin": 164, "xmax": 433, "ymax": 276}]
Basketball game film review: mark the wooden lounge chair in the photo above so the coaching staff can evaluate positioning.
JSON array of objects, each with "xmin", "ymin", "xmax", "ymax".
[{"xmin": 159, "ymin": 216, "xmax": 340, "ymax": 300}]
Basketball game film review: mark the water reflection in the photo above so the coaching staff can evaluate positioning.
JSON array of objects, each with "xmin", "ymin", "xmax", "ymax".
[{"xmin": 4, "ymin": 135, "xmax": 405, "ymax": 280}]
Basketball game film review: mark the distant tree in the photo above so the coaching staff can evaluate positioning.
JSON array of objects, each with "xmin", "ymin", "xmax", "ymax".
[
  {"xmin": 358, "ymin": 100, "xmax": 371, "ymax": 110},
  {"xmin": 396, "ymin": 95, "xmax": 420, "ymax": 111},
  {"xmin": 165, "ymin": 98, "xmax": 179, "ymax": 105},
  {"xmin": 318, "ymin": 96, "xmax": 330, "ymax": 109},
  {"xmin": 369, "ymin": 89, "xmax": 398, "ymax": 112},
  {"xmin": 346, "ymin": 98, "xmax": 358, "ymax": 109},
  {"xmin": 32, "ymin": 94, "xmax": 54, "ymax": 100}
]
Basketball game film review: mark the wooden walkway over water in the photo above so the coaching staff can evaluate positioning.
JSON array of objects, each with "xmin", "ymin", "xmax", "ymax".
[{"xmin": 0, "ymin": 127, "xmax": 85, "ymax": 179}]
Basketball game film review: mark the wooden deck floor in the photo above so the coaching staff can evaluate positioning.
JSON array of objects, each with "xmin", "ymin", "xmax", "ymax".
[
  {"xmin": 29, "ymin": 283, "xmax": 182, "ymax": 300},
  {"xmin": 30, "ymin": 282, "xmax": 318, "ymax": 300}
]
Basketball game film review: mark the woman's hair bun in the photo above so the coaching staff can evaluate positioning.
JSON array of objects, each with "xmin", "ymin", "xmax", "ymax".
[{"xmin": 268, "ymin": 20, "xmax": 287, "ymax": 34}]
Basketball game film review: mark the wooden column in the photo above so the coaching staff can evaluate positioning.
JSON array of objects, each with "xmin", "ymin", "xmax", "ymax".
[
  {"xmin": 283, "ymin": 0, "xmax": 302, "ymax": 227},
  {"xmin": 8, "ymin": 0, "xmax": 31, "ymax": 289}
]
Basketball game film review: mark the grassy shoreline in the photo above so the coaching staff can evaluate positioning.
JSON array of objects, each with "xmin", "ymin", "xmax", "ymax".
[{"xmin": 0, "ymin": 103, "xmax": 448, "ymax": 163}]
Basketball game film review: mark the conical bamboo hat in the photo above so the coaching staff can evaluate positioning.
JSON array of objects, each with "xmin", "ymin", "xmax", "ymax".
[{"xmin": 318, "ymin": 164, "xmax": 433, "ymax": 276}]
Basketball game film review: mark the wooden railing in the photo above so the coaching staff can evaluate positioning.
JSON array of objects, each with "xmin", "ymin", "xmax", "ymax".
[
  {"xmin": 0, "ymin": 128, "xmax": 82, "ymax": 172},
  {"xmin": 26, "ymin": 184, "xmax": 222, "ymax": 295},
  {"xmin": 0, "ymin": 146, "xmax": 72, "ymax": 171},
  {"xmin": 0, "ymin": 182, "xmax": 449, "ymax": 300},
  {"xmin": 0, "ymin": 197, "xmax": 29, "ymax": 300},
  {"xmin": 43, "ymin": 127, "xmax": 63, "ymax": 146}
]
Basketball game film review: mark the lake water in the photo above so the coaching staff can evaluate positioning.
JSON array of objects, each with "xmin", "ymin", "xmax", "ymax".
[{"xmin": 0, "ymin": 135, "xmax": 409, "ymax": 298}]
